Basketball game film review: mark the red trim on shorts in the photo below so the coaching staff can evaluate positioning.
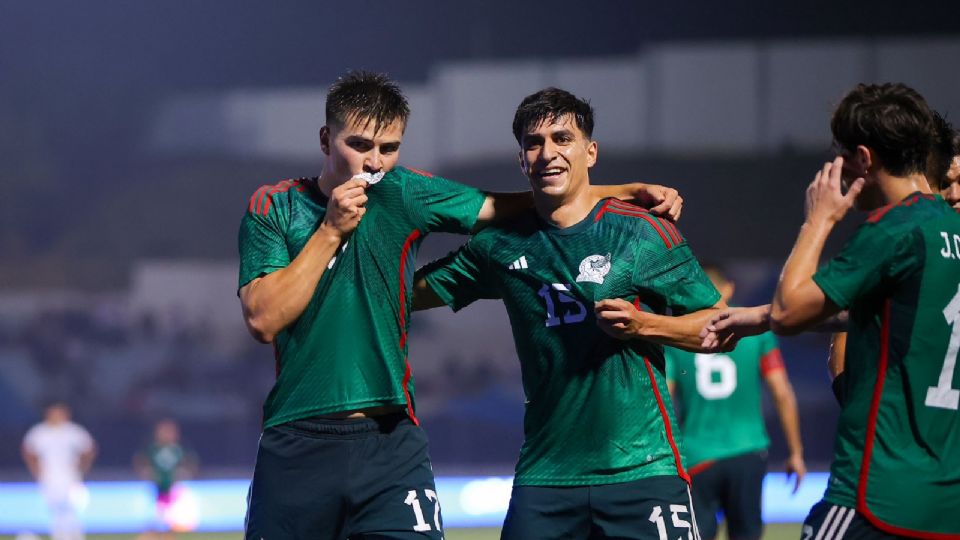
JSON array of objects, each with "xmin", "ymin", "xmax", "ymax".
[
  {"xmin": 855, "ymin": 300, "xmax": 957, "ymax": 539},
  {"xmin": 760, "ymin": 349, "xmax": 785, "ymax": 376},
  {"xmin": 406, "ymin": 167, "xmax": 435, "ymax": 178},
  {"xmin": 397, "ymin": 230, "xmax": 422, "ymax": 425},
  {"xmin": 643, "ymin": 357, "xmax": 690, "ymax": 483},
  {"xmin": 688, "ymin": 460, "xmax": 716, "ymax": 477}
]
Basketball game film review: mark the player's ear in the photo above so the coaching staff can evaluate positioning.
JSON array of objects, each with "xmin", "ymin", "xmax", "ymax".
[
  {"xmin": 855, "ymin": 145, "xmax": 873, "ymax": 176},
  {"xmin": 586, "ymin": 140, "xmax": 598, "ymax": 168},
  {"xmin": 319, "ymin": 126, "xmax": 331, "ymax": 156}
]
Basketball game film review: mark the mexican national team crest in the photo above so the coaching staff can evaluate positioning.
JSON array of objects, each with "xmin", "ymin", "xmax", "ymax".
[{"xmin": 576, "ymin": 253, "xmax": 612, "ymax": 284}]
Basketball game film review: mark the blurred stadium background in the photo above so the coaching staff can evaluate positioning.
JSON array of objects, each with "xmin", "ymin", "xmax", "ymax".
[{"xmin": 1, "ymin": 0, "xmax": 958, "ymax": 535}]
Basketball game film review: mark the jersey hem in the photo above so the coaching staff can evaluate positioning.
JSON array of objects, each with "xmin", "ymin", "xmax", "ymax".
[
  {"xmin": 512, "ymin": 470, "xmax": 683, "ymax": 487},
  {"xmin": 686, "ymin": 444, "xmax": 769, "ymax": 469},
  {"xmin": 262, "ymin": 398, "xmax": 410, "ymax": 429},
  {"xmin": 811, "ymin": 273, "xmax": 850, "ymax": 310}
]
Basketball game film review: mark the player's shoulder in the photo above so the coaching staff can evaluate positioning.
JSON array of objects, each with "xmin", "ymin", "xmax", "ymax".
[
  {"xmin": 594, "ymin": 198, "xmax": 686, "ymax": 250},
  {"xmin": 865, "ymin": 193, "xmax": 947, "ymax": 228},
  {"xmin": 246, "ymin": 177, "xmax": 315, "ymax": 217}
]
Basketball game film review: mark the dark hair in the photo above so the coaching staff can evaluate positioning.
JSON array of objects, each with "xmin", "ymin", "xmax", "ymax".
[
  {"xmin": 512, "ymin": 87, "xmax": 594, "ymax": 144},
  {"xmin": 927, "ymin": 112, "xmax": 957, "ymax": 190},
  {"xmin": 831, "ymin": 83, "xmax": 935, "ymax": 177},
  {"xmin": 325, "ymin": 71, "xmax": 409, "ymax": 133}
]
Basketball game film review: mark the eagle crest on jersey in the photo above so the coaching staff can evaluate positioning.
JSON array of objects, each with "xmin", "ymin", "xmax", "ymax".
[{"xmin": 576, "ymin": 253, "xmax": 612, "ymax": 284}]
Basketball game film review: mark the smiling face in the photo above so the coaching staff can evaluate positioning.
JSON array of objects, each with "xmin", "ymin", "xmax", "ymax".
[
  {"xmin": 321, "ymin": 116, "xmax": 404, "ymax": 184},
  {"xmin": 518, "ymin": 113, "xmax": 597, "ymax": 199}
]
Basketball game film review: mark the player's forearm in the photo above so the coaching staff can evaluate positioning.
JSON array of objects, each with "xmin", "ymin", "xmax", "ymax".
[
  {"xmin": 22, "ymin": 452, "xmax": 39, "ymax": 479},
  {"xmin": 80, "ymin": 448, "xmax": 96, "ymax": 475},
  {"xmin": 241, "ymin": 223, "xmax": 344, "ymax": 343},
  {"xmin": 629, "ymin": 305, "xmax": 726, "ymax": 352},
  {"xmin": 473, "ymin": 192, "xmax": 534, "ymax": 232},
  {"xmin": 591, "ymin": 183, "xmax": 649, "ymax": 204},
  {"xmin": 773, "ymin": 386, "xmax": 803, "ymax": 459},
  {"xmin": 771, "ymin": 220, "xmax": 833, "ymax": 334}
]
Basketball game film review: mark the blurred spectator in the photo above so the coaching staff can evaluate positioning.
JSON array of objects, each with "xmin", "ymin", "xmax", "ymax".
[{"xmin": 21, "ymin": 402, "xmax": 97, "ymax": 540}]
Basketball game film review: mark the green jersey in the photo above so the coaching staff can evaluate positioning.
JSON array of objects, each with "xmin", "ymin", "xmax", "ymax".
[
  {"xmin": 422, "ymin": 198, "xmax": 720, "ymax": 486},
  {"xmin": 238, "ymin": 167, "xmax": 485, "ymax": 428},
  {"xmin": 665, "ymin": 332, "xmax": 783, "ymax": 468},
  {"xmin": 813, "ymin": 193, "xmax": 960, "ymax": 537},
  {"xmin": 146, "ymin": 443, "xmax": 185, "ymax": 492}
]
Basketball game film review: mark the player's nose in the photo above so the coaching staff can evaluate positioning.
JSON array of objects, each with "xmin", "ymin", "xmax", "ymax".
[{"xmin": 364, "ymin": 151, "xmax": 383, "ymax": 173}]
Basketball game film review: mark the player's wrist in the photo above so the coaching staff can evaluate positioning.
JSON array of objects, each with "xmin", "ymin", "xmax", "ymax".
[{"xmin": 317, "ymin": 220, "xmax": 346, "ymax": 242}]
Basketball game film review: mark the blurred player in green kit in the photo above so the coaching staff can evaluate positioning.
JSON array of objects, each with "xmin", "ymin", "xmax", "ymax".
[
  {"xmin": 414, "ymin": 87, "xmax": 727, "ymax": 540},
  {"xmin": 135, "ymin": 419, "xmax": 196, "ymax": 539},
  {"xmin": 705, "ymin": 83, "xmax": 960, "ymax": 539},
  {"xmin": 665, "ymin": 264, "xmax": 805, "ymax": 540}
]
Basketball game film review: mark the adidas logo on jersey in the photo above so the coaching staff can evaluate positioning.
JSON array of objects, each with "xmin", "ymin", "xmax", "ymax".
[{"xmin": 507, "ymin": 256, "xmax": 529, "ymax": 270}]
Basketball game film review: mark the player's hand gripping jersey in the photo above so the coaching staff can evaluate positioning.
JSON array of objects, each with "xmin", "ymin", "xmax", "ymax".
[
  {"xmin": 812, "ymin": 193, "xmax": 960, "ymax": 537},
  {"xmin": 238, "ymin": 167, "xmax": 485, "ymax": 427},
  {"xmin": 422, "ymin": 198, "xmax": 720, "ymax": 486}
]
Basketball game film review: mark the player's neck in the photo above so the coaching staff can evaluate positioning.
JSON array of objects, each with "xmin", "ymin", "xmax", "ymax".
[
  {"xmin": 316, "ymin": 167, "xmax": 347, "ymax": 198},
  {"xmin": 875, "ymin": 170, "xmax": 932, "ymax": 205},
  {"xmin": 534, "ymin": 182, "xmax": 601, "ymax": 228}
]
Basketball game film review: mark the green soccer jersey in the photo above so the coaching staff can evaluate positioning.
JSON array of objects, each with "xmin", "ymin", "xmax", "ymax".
[
  {"xmin": 238, "ymin": 166, "xmax": 485, "ymax": 428},
  {"xmin": 422, "ymin": 198, "xmax": 721, "ymax": 486},
  {"xmin": 665, "ymin": 332, "xmax": 782, "ymax": 468},
  {"xmin": 147, "ymin": 443, "xmax": 185, "ymax": 492},
  {"xmin": 812, "ymin": 193, "xmax": 960, "ymax": 537}
]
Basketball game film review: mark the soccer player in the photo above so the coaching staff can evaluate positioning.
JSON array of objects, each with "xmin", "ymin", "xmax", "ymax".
[
  {"xmin": 770, "ymin": 83, "xmax": 960, "ymax": 538},
  {"xmin": 665, "ymin": 264, "xmax": 805, "ymax": 540},
  {"xmin": 826, "ymin": 112, "xmax": 959, "ymax": 406},
  {"xmin": 413, "ymin": 87, "xmax": 727, "ymax": 540},
  {"xmin": 134, "ymin": 419, "xmax": 196, "ymax": 539},
  {"xmin": 21, "ymin": 402, "xmax": 97, "ymax": 540},
  {"xmin": 237, "ymin": 71, "xmax": 684, "ymax": 538}
]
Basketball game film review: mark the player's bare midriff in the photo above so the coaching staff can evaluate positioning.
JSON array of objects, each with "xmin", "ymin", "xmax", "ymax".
[{"xmin": 319, "ymin": 405, "xmax": 406, "ymax": 419}]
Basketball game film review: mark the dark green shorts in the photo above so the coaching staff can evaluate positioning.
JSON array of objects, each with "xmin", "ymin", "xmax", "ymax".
[
  {"xmin": 801, "ymin": 502, "xmax": 905, "ymax": 540},
  {"xmin": 501, "ymin": 474, "xmax": 700, "ymax": 540},
  {"xmin": 244, "ymin": 413, "xmax": 443, "ymax": 540},
  {"xmin": 689, "ymin": 450, "xmax": 767, "ymax": 540}
]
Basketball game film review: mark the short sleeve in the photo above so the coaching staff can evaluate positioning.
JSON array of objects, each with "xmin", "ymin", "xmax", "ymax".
[
  {"xmin": 22, "ymin": 427, "xmax": 38, "ymax": 452},
  {"xmin": 75, "ymin": 426, "xmax": 94, "ymax": 453},
  {"xmin": 757, "ymin": 332, "xmax": 785, "ymax": 376},
  {"xmin": 632, "ymin": 243, "xmax": 721, "ymax": 315},
  {"xmin": 400, "ymin": 168, "xmax": 486, "ymax": 235},
  {"xmin": 812, "ymin": 223, "xmax": 920, "ymax": 309},
  {"xmin": 238, "ymin": 201, "xmax": 290, "ymax": 291},
  {"xmin": 420, "ymin": 236, "xmax": 500, "ymax": 312}
]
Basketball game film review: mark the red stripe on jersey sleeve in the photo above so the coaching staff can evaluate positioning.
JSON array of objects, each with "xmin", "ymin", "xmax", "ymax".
[
  {"xmin": 760, "ymin": 349, "xmax": 785, "ymax": 376},
  {"xmin": 262, "ymin": 179, "xmax": 301, "ymax": 216},
  {"xmin": 406, "ymin": 167, "xmax": 435, "ymax": 178},
  {"xmin": 663, "ymin": 220, "xmax": 683, "ymax": 245},
  {"xmin": 249, "ymin": 185, "xmax": 271, "ymax": 214},
  {"xmin": 594, "ymin": 199, "xmax": 613, "ymax": 222}
]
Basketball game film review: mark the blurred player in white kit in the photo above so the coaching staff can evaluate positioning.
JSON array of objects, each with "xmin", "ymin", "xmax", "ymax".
[{"xmin": 21, "ymin": 402, "xmax": 97, "ymax": 540}]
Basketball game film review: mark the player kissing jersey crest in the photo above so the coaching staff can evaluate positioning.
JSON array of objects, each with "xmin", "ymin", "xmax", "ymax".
[{"xmin": 576, "ymin": 253, "xmax": 612, "ymax": 284}]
